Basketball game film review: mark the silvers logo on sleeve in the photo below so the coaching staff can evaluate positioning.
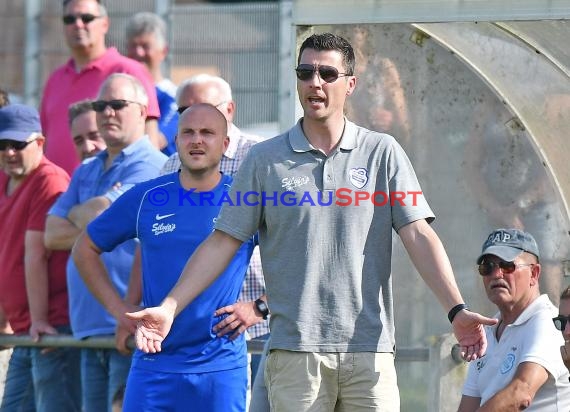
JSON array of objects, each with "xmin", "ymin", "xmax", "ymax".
[{"xmin": 349, "ymin": 168, "xmax": 368, "ymax": 189}]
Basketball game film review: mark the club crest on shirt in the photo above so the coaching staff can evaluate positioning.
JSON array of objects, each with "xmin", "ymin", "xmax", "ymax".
[
  {"xmin": 500, "ymin": 353, "xmax": 516, "ymax": 374},
  {"xmin": 349, "ymin": 167, "xmax": 368, "ymax": 189}
]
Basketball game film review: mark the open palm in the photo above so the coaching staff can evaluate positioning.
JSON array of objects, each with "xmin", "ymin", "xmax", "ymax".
[{"xmin": 126, "ymin": 306, "xmax": 174, "ymax": 354}]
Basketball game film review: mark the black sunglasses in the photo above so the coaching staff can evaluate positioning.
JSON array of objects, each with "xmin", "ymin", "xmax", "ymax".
[
  {"xmin": 0, "ymin": 138, "xmax": 37, "ymax": 151},
  {"xmin": 477, "ymin": 260, "xmax": 534, "ymax": 276},
  {"xmin": 553, "ymin": 315, "xmax": 570, "ymax": 331},
  {"xmin": 295, "ymin": 64, "xmax": 350, "ymax": 83},
  {"xmin": 62, "ymin": 13, "xmax": 100, "ymax": 25},
  {"xmin": 92, "ymin": 99, "xmax": 139, "ymax": 113}
]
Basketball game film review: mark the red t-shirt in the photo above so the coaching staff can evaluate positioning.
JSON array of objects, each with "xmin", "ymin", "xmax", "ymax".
[
  {"xmin": 0, "ymin": 157, "xmax": 70, "ymax": 333},
  {"xmin": 40, "ymin": 47, "xmax": 160, "ymax": 175}
]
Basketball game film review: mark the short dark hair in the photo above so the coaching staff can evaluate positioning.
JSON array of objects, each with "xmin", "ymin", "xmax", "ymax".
[
  {"xmin": 68, "ymin": 99, "xmax": 95, "ymax": 127},
  {"xmin": 62, "ymin": 0, "xmax": 107, "ymax": 17},
  {"xmin": 298, "ymin": 33, "xmax": 355, "ymax": 76},
  {"xmin": 561, "ymin": 285, "xmax": 570, "ymax": 301}
]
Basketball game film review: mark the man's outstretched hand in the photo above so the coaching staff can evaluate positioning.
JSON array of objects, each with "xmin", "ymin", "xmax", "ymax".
[
  {"xmin": 452, "ymin": 309, "xmax": 498, "ymax": 361},
  {"xmin": 125, "ymin": 306, "xmax": 174, "ymax": 354}
]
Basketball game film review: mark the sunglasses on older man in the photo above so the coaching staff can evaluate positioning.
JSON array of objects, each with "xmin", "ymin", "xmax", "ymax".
[
  {"xmin": 0, "ymin": 138, "xmax": 38, "ymax": 151},
  {"xmin": 295, "ymin": 64, "xmax": 351, "ymax": 83},
  {"xmin": 553, "ymin": 315, "xmax": 570, "ymax": 331},
  {"xmin": 477, "ymin": 260, "xmax": 534, "ymax": 276},
  {"xmin": 62, "ymin": 13, "xmax": 101, "ymax": 25},
  {"xmin": 92, "ymin": 100, "xmax": 140, "ymax": 113}
]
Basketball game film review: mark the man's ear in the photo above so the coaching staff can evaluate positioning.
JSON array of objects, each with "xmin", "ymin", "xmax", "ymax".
[
  {"xmin": 140, "ymin": 103, "xmax": 148, "ymax": 119},
  {"xmin": 36, "ymin": 134, "xmax": 46, "ymax": 149},
  {"xmin": 346, "ymin": 76, "xmax": 357, "ymax": 96},
  {"xmin": 100, "ymin": 16, "xmax": 110, "ymax": 35},
  {"xmin": 530, "ymin": 262, "xmax": 541, "ymax": 285},
  {"xmin": 225, "ymin": 101, "xmax": 236, "ymax": 122}
]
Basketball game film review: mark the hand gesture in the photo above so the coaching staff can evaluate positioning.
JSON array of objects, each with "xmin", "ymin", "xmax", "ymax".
[
  {"xmin": 452, "ymin": 309, "xmax": 498, "ymax": 361},
  {"xmin": 29, "ymin": 319, "xmax": 57, "ymax": 342},
  {"xmin": 125, "ymin": 306, "xmax": 174, "ymax": 354},
  {"xmin": 115, "ymin": 303, "xmax": 141, "ymax": 355},
  {"xmin": 213, "ymin": 301, "xmax": 263, "ymax": 341}
]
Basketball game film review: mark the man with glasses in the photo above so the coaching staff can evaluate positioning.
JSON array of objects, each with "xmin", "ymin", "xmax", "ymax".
[
  {"xmin": 458, "ymin": 228, "xmax": 570, "ymax": 411},
  {"xmin": 40, "ymin": 0, "xmax": 164, "ymax": 177},
  {"xmin": 554, "ymin": 285, "xmax": 570, "ymax": 372},
  {"xmin": 126, "ymin": 33, "xmax": 495, "ymax": 411},
  {"xmin": 126, "ymin": 12, "xmax": 179, "ymax": 157},
  {"xmin": 44, "ymin": 73, "xmax": 166, "ymax": 412},
  {"xmin": 0, "ymin": 104, "xmax": 81, "ymax": 411}
]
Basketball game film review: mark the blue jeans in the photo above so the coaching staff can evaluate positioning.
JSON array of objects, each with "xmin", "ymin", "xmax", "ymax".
[
  {"xmin": 250, "ymin": 333, "xmax": 269, "ymax": 386},
  {"xmin": 0, "ymin": 328, "xmax": 81, "ymax": 412},
  {"xmin": 81, "ymin": 347, "xmax": 132, "ymax": 412}
]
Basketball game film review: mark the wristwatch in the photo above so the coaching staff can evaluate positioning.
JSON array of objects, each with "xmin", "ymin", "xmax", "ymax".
[{"xmin": 254, "ymin": 298, "xmax": 270, "ymax": 320}]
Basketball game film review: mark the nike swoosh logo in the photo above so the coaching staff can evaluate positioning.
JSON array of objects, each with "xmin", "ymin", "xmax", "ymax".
[{"xmin": 155, "ymin": 213, "xmax": 175, "ymax": 221}]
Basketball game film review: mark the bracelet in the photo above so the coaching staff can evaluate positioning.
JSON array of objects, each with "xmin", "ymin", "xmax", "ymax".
[{"xmin": 448, "ymin": 303, "xmax": 468, "ymax": 324}]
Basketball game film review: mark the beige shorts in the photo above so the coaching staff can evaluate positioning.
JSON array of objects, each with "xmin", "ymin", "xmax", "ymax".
[{"xmin": 264, "ymin": 350, "xmax": 400, "ymax": 412}]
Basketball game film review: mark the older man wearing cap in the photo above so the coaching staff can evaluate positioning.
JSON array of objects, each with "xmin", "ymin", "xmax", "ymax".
[
  {"xmin": 458, "ymin": 228, "xmax": 570, "ymax": 411},
  {"xmin": 0, "ymin": 104, "xmax": 81, "ymax": 411}
]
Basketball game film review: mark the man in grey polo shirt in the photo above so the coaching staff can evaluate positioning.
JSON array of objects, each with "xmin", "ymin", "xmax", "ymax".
[{"xmin": 126, "ymin": 32, "xmax": 496, "ymax": 411}]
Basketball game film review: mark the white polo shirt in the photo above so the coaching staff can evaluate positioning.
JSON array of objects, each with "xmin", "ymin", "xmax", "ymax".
[{"xmin": 462, "ymin": 294, "xmax": 570, "ymax": 410}]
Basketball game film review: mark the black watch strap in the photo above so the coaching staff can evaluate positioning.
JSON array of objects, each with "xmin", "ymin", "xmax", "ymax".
[{"xmin": 254, "ymin": 298, "xmax": 269, "ymax": 320}]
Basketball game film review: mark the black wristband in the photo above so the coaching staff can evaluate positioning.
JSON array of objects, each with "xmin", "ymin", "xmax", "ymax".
[{"xmin": 448, "ymin": 303, "xmax": 468, "ymax": 324}]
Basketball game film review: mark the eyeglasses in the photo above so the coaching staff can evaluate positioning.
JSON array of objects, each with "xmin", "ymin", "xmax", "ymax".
[
  {"xmin": 177, "ymin": 101, "xmax": 228, "ymax": 115},
  {"xmin": 0, "ymin": 138, "xmax": 37, "ymax": 151},
  {"xmin": 62, "ymin": 13, "xmax": 101, "ymax": 25},
  {"xmin": 92, "ymin": 100, "xmax": 140, "ymax": 113},
  {"xmin": 295, "ymin": 64, "xmax": 351, "ymax": 83},
  {"xmin": 477, "ymin": 260, "xmax": 534, "ymax": 276},
  {"xmin": 553, "ymin": 315, "xmax": 570, "ymax": 331}
]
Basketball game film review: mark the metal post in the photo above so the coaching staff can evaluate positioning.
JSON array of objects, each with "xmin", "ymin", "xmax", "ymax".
[
  {"xmin": 154, "ymin": 0, "xmax": 172, "ymax": 78},
  {"xmin": 24, "ymin": 0, "xmax": 41, "ymax": 106},
  {"xmin": 428, "ymin": 333, "xmax": 467, "ymax": 412},
  {"xmin": 278, "ymin": 0, "xmax": 295, "ymax": 132}
]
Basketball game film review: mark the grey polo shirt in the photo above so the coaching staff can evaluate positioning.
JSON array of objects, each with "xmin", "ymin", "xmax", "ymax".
[{"xmin": 215, "ymin": 119, "xmax": 434, "ymax": 352}]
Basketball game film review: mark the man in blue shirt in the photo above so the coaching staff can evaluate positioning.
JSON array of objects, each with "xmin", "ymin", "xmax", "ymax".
[
  {"xmin": 72, "ymin": 104, "xmax": 255, "ymax": 412},
  {"xmin": 45, "ymin": 73, "xmax": 167, "ymax": 412}
]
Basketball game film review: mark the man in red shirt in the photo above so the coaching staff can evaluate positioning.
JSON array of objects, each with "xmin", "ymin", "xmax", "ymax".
[
  {"xmin": 41, "ymin": 0, "xmax": 165, "ymax": 175},
  {"xmin": 0, "ymin": 104, "xmax": 80, "ymax": 411}
]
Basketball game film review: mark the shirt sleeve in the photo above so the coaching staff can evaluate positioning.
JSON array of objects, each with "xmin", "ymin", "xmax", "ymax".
[
  {"xmin": 103, "ymin": 159, "xmax": 160, "ymax": 203},
  {"xmin": 518, "ymin": 311, "xmax": 568, "ymax": 380},
  {"xmin": 215, "ymin": 148, "xmax": 263, "ymax": 242},
  {"xmin": 462, "ymin": 357, "xmax": 482, "ymax": 398},
  {"xmin": 385, "ymin": 138, "xmax": 435, "ymax": 231},
  {"xmin": 88, "ymin": 184, "xmax": 140, "ymax": 252},
  {"xmin": 28, "ymin": 168, "xmax": 70, "ymax": 232},
  {"xmin": 47, "ymin": 171, "xmax": 81, "ymax": 218}
]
